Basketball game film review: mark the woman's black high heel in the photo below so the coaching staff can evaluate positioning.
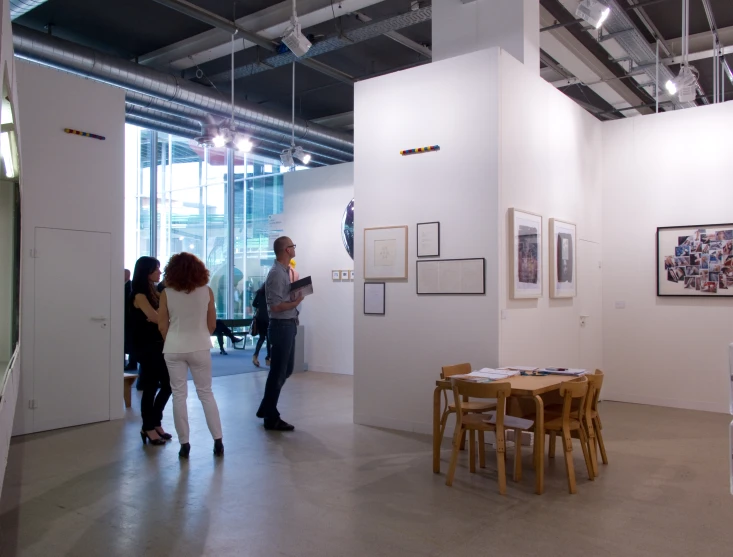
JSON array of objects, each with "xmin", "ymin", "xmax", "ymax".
[
  {"xmin": 213, "ymin": 439, "xmax": 224, "ymax": 456},
  {"xmin": 155, "ymin": 427, "xmax": 173, "ymax": 440},
  {"xmin": 141, "ymin": 430, "xmax": 165, "ymax": 446},
  {"xmin": 179, "ymin": 443, "xmax": 191, "ymax": 459}
]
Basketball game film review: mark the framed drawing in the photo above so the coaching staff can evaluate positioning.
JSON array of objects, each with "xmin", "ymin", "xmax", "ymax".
[
  {"xmin": 417, "ymin": 222, "xmax": 440, "ymax": 257},
  {"xmin": 332, "ymin": 270, "xmax": 341, "ymax": 281},
  {"xmin": 349, "ymin": 270, "xmax": 355, "ymax": 281},
  {"xmin": 416, "ymin": 258, "xmax": 485, "ymax": 295},
  {"xmin": 364, "ymin": 225, "xmax": 408, "ymax": 279},
  {"xmin": 549, "ymin": 218, "xmax": 576, "ymax": 298},
  {"xmin": 509, "ymin": 209, "xmax": 542, "ymax": 299},
  {"xmin": 364, "ymin": 282, "xmax": 385, "ymax": 314},
  {"xmin": 657, "ymin": 224, "xmax": 733, "ymax": 297},
  {"xmin": 340, "ymin": 270, "xmax": 349, "ymax": 281}
]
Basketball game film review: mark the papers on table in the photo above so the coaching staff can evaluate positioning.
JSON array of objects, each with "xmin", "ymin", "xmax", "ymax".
[
  {"xmin": 538, "ymin": 367, "xmax": 587, "ymax": 376},
  {"xmin": 482, "ymin": 411, "xmax": 534, "ymax": 430},
  {"xmin": 499, "ymin": 366, "xmax": 539, "ymax": 372},
  {"xmin": 453, "ymin": 368, "xmax": 520, "ymax": 382}
]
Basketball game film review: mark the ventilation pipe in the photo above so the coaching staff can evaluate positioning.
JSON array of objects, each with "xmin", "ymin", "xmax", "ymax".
[{"xmin": 12, "ymin": 24, "xmax": 354, "ymax": 160}]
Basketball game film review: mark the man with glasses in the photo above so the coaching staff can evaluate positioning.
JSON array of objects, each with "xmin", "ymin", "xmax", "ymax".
[{"xmin": 256, "ymin": 236, "xmax": 304, "ymax": 431}]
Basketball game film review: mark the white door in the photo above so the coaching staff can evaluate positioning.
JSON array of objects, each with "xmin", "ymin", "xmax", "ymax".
[
  {"xmin": 577, "ymin": 240, "xmax": 603, "ymax": 373},
  {"xmin": 33, "ymin": 228, "xmax": 111, "ymax": 432}
]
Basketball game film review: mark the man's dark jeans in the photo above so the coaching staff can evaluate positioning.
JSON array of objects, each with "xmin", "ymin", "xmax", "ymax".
[{"xmin": 257, "ymin": 319, "xmax": 297, "ymax": 423}]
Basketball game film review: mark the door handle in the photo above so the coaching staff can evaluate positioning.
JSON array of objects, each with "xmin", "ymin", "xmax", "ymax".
[{"xmin": 90, "ymin": 316, "xmax": 108, "ymax": 322}]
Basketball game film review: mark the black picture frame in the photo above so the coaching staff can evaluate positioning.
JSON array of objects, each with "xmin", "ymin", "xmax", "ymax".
[
  {"xmin": 416, "ymin": 258, "xmax": 486, "ymax": 295},
  {"xmin": 656, "ymin": 223, "xmax": 733, "ymax": 297},
  {"xmin": 416, "ymin": 221, "xmax": 440, "ymax": 258},
  {"xmin": 364, "ymin": 282, "xmax": 386, "ymax": 314}
]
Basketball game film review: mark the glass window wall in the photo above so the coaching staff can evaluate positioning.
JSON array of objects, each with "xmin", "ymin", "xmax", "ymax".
[{"xmin": 124, "ymin": 125, "xmax": 286, "ymax": 320}]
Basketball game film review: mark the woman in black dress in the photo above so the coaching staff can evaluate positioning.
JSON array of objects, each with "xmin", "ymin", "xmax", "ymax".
[
  {"xmin": 251, "ymin": 283, "xmax": 271, "ymax": 367},
  {"xmin": 129, "ymin": 256, "xmax": 172, "ymax": 446}
]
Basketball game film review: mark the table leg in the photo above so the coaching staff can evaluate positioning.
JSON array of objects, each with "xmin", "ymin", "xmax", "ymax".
[
  {"xmin": 433, "ymin": 386, "xmax": 442, "ymax": 474},
  {"xmin": 534, "ymin": 395, "xmax": 544, "ymax": 495}
]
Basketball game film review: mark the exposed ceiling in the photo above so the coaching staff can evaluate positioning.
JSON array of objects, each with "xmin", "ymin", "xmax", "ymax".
[{"xmin": 13, "ymin": 0, "xmax": 733, "ymax": 137}]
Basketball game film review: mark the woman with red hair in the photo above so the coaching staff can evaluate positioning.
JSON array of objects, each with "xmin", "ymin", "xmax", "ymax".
[{"xmin": 158, "ymin": 252, "xmax": 224, "ymax": 458}]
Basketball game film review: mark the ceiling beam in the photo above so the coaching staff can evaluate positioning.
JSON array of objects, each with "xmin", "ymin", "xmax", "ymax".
[
  {"xmin": 354, "ymin": 11, "xmax": 432, "ymax": 59},
  {"xmin": 204, "ymin": 6, "xmax": 432, "ymax": 83},
  {"xmin": 539, "ymin": 4, "xmax": 649, "ymax": 116},
  {"xmin": 139, "ymin": 0, "xmax": 387, "ymax": 71}
]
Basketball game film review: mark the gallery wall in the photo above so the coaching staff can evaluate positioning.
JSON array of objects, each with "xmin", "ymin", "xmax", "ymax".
[
  {"xmin": 13, "ymin": 61, "xmax": 125, "ymax": 435},
  {"xmin": 602, "ymin": 101, "xmax": 733, "ymax": 413},
  {"xmin": 353, "ymin": 48, "xmax": 501, "ymax": 434},
  {"xmin": 497, "ymin": 51, "xmax": 604, "ymax": 372},
  {"xmin": 283, "ymin": 163, "xmax": 355, "ymax": 375}
]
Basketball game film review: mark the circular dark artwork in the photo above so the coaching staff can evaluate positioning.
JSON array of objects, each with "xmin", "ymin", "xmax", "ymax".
[{"xmin": 342, "ymin": 199, "xmax": 354, "ymax": 260}]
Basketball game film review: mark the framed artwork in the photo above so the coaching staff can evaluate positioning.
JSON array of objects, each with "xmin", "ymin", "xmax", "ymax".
[
  {"xmin": 349, "ymin": 270, "xmax": 355, "ymax": 281},
  {"xmin": 417, "ymin": 222, "xmax": 440, "ymax": 258},
  {"xmin": 364, "ymin": 282, "xmax": 385, "ymax": 314},
  {"xmin": 549, "ymin": 218, "xmax": 576, "ymax": 298},
  {"xmin": 416, "ymin": 258, "xmax": 485, "ymax": 295},
  {"xmin": 364, "ymin": 225, "xmax": 408, "ymax": 280},
  {"xmin": 657, "ymin": 224, "xmax": 733, "ymax": 297},
  {"xmin": 340, "ymin": 270, "xmax": 349, "ymax": 281},
  {"xmin": 332, "ymin": 270, "xmax": 341, "ymax": 281},
  {"xmin": 508, "ymin": 209, "xmax": 542, "ymax": 299}
]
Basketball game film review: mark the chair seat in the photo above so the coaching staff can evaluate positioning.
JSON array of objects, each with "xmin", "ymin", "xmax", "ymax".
[
  {"xmin": 524, "ymin": 414, "xmax": 581, "ymax": 431},
  {"xmin": 448, "ymin": 401, "xmax": 496, "ymax": 413}
]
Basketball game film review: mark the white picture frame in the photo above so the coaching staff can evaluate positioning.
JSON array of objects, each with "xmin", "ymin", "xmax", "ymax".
[
  {"xmin": 349, "ymin": 270, "xmax": 355, "ymax": 281},
  {"xmin": 417, "ymin": 222, "xmax": 440, "ymax": 258},
  {"xmin": 340, "ymin": 270, "xmax": 349, "ymax": 281},
  {"xmin": 509, "ymin": 209, "xmax": 542, "ymax": 299},
  {"xmin": 549, "ymin": 218, "xmax": 576, "ymax": 298},
  {"xmin": 332, "ymin": 270, "xmax": 341, "ymax": 281},
  {"xmin": 364, "ymin": 282, "xmax": 385, "ymax": 314},
  {"xmin": 364, "ymin": 225, "xmax": 408, "ymax": 280},
  {"xmin": 416, "ymin": 258, "xmax": 485, "ymax": 295}
]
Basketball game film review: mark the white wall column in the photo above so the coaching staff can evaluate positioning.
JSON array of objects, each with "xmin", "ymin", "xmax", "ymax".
[{"xmin": 433, "ymin": 0, "xmax": 540, "ymax": 73}]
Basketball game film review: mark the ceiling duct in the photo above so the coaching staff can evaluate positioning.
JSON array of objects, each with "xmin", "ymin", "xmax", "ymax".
[
  {"xmin": 12, "ymin": 24, "xmax": 354, "ymax": 160},
  {"xmin": 9, "ymin": 1, "xmax": 49, "ymax": 20}
]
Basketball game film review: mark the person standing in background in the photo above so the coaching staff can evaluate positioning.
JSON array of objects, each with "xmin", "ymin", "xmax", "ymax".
[
  {"xmin": 124, "ymin": 269, "xmax": 138, "ymax": 372},
  {"xmin": 251, "ymin": 283, "xmax": 270, "ymax": 368},
  {"xmin": 130, "ymin": 257, "xmax": 172, "ymax": 446},
  {"xmin": 158, "ymin": 252, "xmax": 224, "ymax": 458},
  {"xmin": 256, "ymin": 237, "xmax": 303, "ymax": 431}
]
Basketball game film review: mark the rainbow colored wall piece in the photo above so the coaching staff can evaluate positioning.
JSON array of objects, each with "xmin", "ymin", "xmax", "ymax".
[
  {"xmin": 400, "ymin": 145, "xmax": 440, "ymax": 156},
  {"xmin": 64, "ymin": 128, "xmax": 106, "ymax": 141}
]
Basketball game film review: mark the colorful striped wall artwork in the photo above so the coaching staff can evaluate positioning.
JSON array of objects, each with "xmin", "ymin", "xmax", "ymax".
[
  {"xmin": 400, "ymin": 145, "xmax": 440, "ymax": 156},
  {"xmin": 64, "ymin": 128, "xmax": 106, "ymax": 141}
]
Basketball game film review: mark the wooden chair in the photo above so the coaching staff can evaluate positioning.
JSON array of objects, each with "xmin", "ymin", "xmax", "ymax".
[
  {"xmin": 542, "ymin": 376, "xmax": 594, "ymax": 494},
  {"xmin": 445, "ymin": 380, "xmax": 533, "ymax": 495},
  {"xmin": 586, "ymin": 370, "xmax": 608, "ymax": 467},
  {"xmin": 123, "ymin": 373, "xmax": 137, "ymax": 409},
  {"xmin": 439, "ymin": 364, "xmax": 496, "ymax": 451}
]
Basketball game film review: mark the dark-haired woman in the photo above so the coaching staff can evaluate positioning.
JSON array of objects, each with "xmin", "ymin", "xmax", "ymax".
[
  {"xmin": 158, "ymin": 252, "xmax": 223, "ymax": 458},
  {"xmin": 129, "ymin": 256, "xmax": 172, "ymax": 446}
]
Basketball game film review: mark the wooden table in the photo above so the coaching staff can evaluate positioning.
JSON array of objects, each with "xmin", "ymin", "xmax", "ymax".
[{"xmin": 433, "ymin": 375, "xmax": 572, "ymax": 495}]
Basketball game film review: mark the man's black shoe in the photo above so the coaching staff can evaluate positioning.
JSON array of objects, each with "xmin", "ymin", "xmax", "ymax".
[{"xmin": 264, "ymin": 419, "xmax": 295, "ymax": 431}]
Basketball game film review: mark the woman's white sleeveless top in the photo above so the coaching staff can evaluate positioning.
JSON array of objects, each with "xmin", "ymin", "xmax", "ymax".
[{"xmin": 163, "ymin": 286, "xmax": 211, "ymax": 354}]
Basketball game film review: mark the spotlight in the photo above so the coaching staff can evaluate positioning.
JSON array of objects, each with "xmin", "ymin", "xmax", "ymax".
[
  {"xmin": 212, "ymin": 135, "xmax": 226, "ymax": 148},
  {"xmin": 236, "ymin": 136, "xmax": 253, "ymax": 153},
  {"xmin": 576, "ymin": 0, "xmax": 611, "ymax": 29},
  {"xmin": 282, "ymin": 18, "xmax": 312, "ymax": 57},
  {"xmin": 280, "ymin": 149, "xmax": 295, "ymax": 167},
  {"xmin": 666, "ymin": 64, "xmax": 698, "ymax": 102},
  {"xmin": 293, "ymin": 146, "xmax": 311, "ymax": 165}
]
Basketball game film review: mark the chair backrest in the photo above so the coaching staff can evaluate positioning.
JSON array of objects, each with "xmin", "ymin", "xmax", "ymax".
[
  {"xmin": 451, "ymin": 379, "xmax": 511, "ymax": 428},
  {"xmin": 587, "ymin": 369, "xmax": 604, "ymax": 412},
  {"xmin": 559, "ymin": 376, "xmax": 588, "ymax": 422},
  {"xmin": 441, "ymin": 363, "xmax": 472, "ymax": 379}
]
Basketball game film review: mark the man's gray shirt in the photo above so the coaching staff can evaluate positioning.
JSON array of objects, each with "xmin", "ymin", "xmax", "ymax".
[{"xmin": 266, "ymin": 261, "xmax": 297, "ymax": 319}]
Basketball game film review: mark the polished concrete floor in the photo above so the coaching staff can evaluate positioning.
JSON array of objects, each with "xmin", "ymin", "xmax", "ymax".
[{"xmin": 1, "ymin": 371, "xmax": 732, "ymax": 557}]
